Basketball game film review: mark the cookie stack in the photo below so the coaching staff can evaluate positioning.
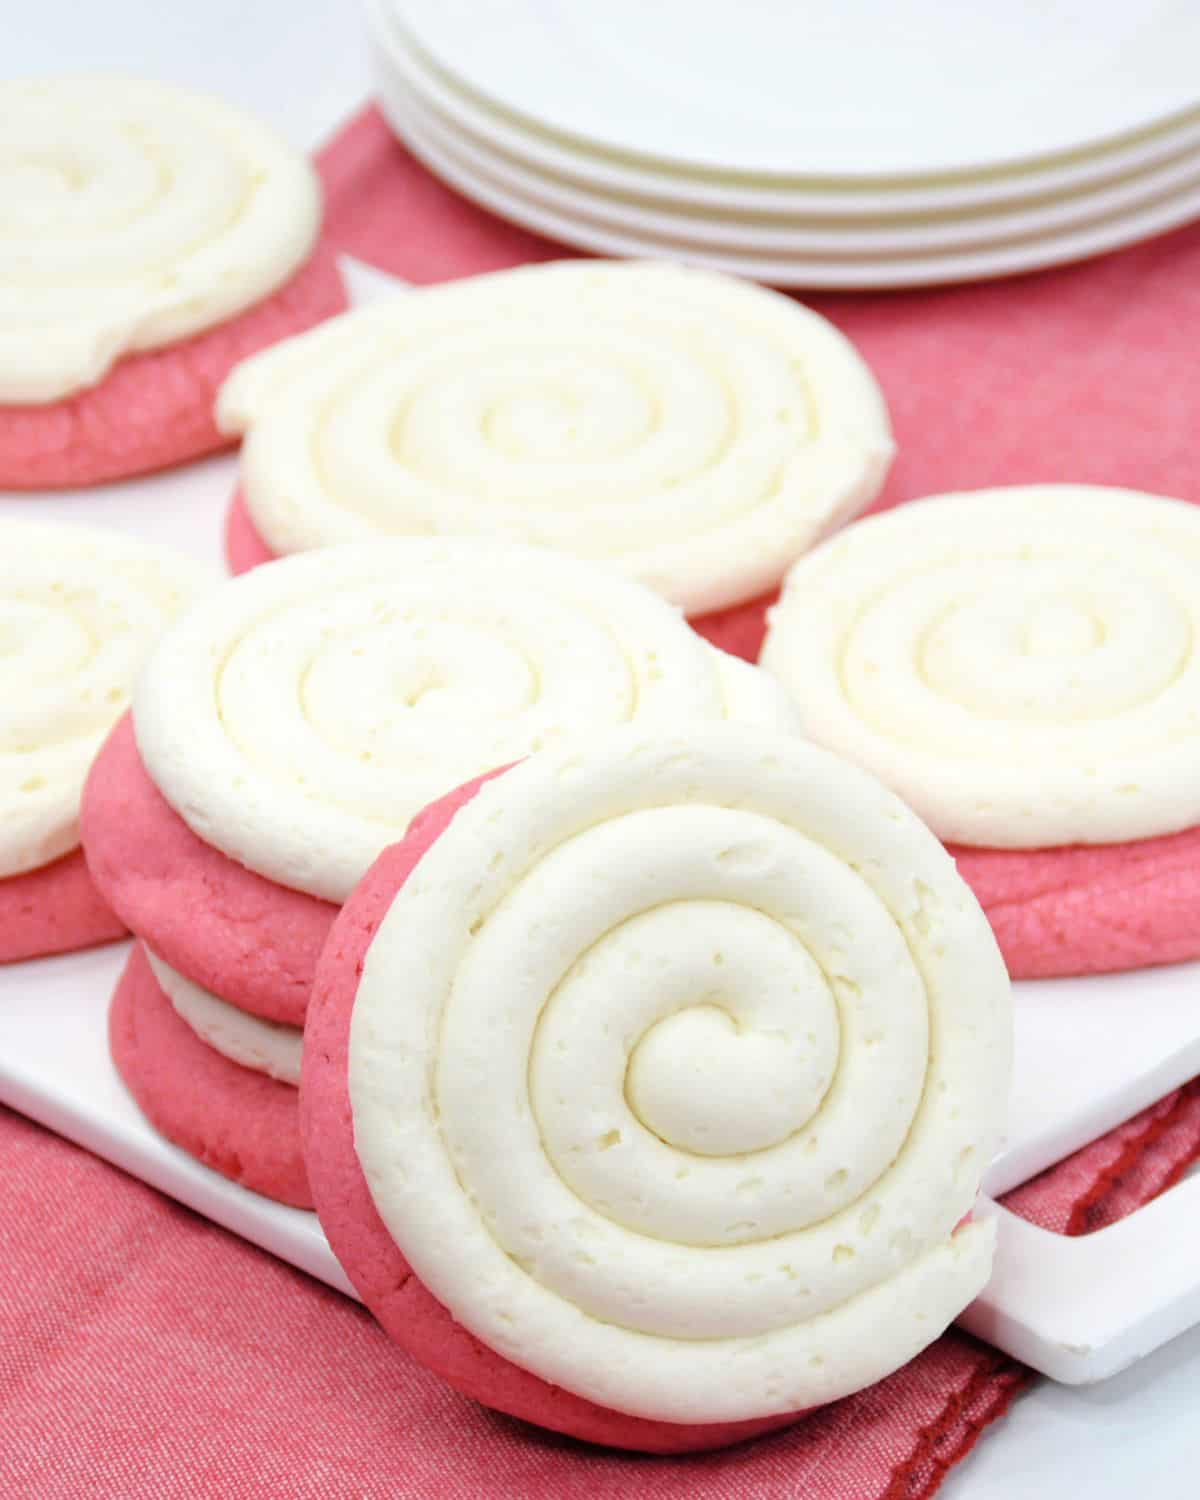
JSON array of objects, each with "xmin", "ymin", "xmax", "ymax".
[{"xmin": 81, "ymin": 539, "xmax": 800, "ymax": 1206}]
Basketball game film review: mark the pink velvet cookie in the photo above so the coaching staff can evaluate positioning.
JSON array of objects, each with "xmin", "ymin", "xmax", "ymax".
[
  {"xmin": 215, "ymin": 261, "xmax": 893, "ymax": 663},
  {"xmin": 762, "ymin": 486, "xmax": 1200, "ymax": 979},
  {"xmin": 110, "ymin": 942, "xmax": 311, "ymax": 1208},
  {"xmin": 0, "ymin": 77, "xmax": 346, "ymax": 490},
  {"xmin": 302, "ymin": 725, "xmax": 1010, "ymax": 1452}
]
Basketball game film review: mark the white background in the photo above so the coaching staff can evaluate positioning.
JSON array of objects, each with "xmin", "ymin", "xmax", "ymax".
[{"xmin": 4, "ymin": 3, "xmax": 1198, "ymax": 1494}]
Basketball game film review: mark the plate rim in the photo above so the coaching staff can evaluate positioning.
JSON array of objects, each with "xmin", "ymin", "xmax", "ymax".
[
  {"xmin": 377, "ymin": 49, "xmax": 1200, "ymax": 260},
  {"xmin": 384, "ymin": 93, "xmax": 1200, "ymax": 290}
]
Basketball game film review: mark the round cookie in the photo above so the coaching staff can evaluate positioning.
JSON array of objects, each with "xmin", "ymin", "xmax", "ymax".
[
  {"xmin": 762, "ymin": 485, "xmax": 1200, "ymax": 978},
  {"xmin": 110, "ymin": 943, "xmax": 310, "ymax": 1207},
  {"xmin": 0, "ymin": 77, "xmax": 346, "ymax": 489},
  {"xmin": 216, "ymin": 260, "xmax": 892, "ymax": 657},
  {"xmin": 223, "ymin": 489, "xmax": 783, "ymax": 659},
  {"xmin": 302, "ymin": 725, "xmax": 1011, "ymax": 1451},
  {"xmin": 0, "ymin": 520, "xmax": 215, "ymax": 962}
]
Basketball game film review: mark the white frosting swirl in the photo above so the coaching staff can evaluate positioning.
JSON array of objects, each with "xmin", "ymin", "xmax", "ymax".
[
  {"xmin": 134, "ymin": 540, "xmax": 800, "ymax": 903},
  {"xmin": 0, "ymin": 77, "xmax": 321, "ymax": 403},
  {"xmin": 217, "ymin": 261, "xmax": 893, "ymax": 613},
  {"xmin": 0, "ymin": 521, "xmax": 215, "ymax": 879},
  {"xmin": 144, "ymin": 944, "xmax": 302, "ymax": 1086},
  {"xmin": 347, "ymin": 725, "xmax": 1010, "ymax": 1423},
  {"xmin": 762, "ymin": 486, "xmax": 1200, "ymax": 849}
]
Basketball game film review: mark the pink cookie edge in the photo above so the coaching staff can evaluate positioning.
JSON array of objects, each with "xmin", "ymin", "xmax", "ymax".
[
  {"xmin": 0, "ymin": 847, "xmax": 127, "ymax": 964},
  {"xmin": 301, "ymin": 770, "xmax": 801, "ymax": 1454},
  {"xmin": 226, "ymin": 487, "xmax": 278, "ymax": 574},
  {"xmin": 82, "ymin": 715, "xmax": 337, "ymax": 1026},
  {"xmin": 0, "ymin": 241, "xmax": 346, "ymax": 491},
  {"xmin": 111, "ymin": 941, "xmax": 311, "ymax": 1208},
  {"xmin": 690, "ymin": 589, "xmax": 778, "ymax": 662},
  {"xmin": 952, "ymin": 825, "xmax": 1200, "ymax": 979}
]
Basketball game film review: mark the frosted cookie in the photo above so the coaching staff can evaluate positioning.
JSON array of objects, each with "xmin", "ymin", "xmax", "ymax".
[
  {"xmin": 84, "ymin": 539, "xmax": 799, "ymax": 1202},
  {"xmin": 217, "ymin": 259, "xmax": 893, "ymax": 659},
  {"xmin": 0, "ymin": 520, "xmax": 213, "ymax": 962},
  {"xmin": 0, "ymin": 78, "xmax": 347, "ymax": 489},
  {"xmin": 301, "ymin": 725, "xmax": 1012, "ymax": 1452},
  {"xmin": 762, "ymin": 485, "xmax": 1200, "ymax": 977}
]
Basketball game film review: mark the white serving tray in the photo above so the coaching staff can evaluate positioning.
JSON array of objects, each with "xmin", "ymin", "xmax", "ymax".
[{"xmin": 2, "ymin": 257, "xmax": 1199, "ymax": 1388}]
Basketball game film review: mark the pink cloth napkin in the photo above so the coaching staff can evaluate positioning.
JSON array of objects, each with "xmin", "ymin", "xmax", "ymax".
[
  {"xmin": 4, "ymin": 107, "xmax": 1200, "ymax": 1498},
  {"xmin": 2, "ymin": 1085, "xmax": 1197, "ymax": 1499}
]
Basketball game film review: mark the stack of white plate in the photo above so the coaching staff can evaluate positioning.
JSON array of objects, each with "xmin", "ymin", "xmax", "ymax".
[{"xmin": 365, "ymin": 0, "xmax": 1200, "ymax": 289}]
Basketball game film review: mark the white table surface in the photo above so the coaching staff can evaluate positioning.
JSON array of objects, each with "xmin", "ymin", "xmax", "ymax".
[{"xmin": 5, "ymin": 4, "xmax": 1197, "ymax": 1494}]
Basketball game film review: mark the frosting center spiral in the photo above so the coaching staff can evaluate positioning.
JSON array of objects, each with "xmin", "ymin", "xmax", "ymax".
[
  {"xmin": 624, "ymin": 955, "xmax": 839, "ymax": 1159},
  {"xmin": 898, "ymin": 562, "xmax": 1187, "ymax": 723},
  {"xmin": 347, "ymin": 726, "xmax": 1011, "ymax": 1422}
]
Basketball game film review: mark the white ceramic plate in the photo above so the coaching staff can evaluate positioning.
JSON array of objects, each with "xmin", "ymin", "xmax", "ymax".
[
  {"xmin": 368, "ymin": 0, "xmax": 1200, "ymax": 219},
  {"xmin": 378, "ymin": 45, "xmax": 1200, "ymax": 259},
  {"xmin": 384, "ymin": 95, "xmax": 1200, "ymax": 288},
  {"xmin": 387, "ymin": 0, "xmax": 1200, "ymax": 178}
]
